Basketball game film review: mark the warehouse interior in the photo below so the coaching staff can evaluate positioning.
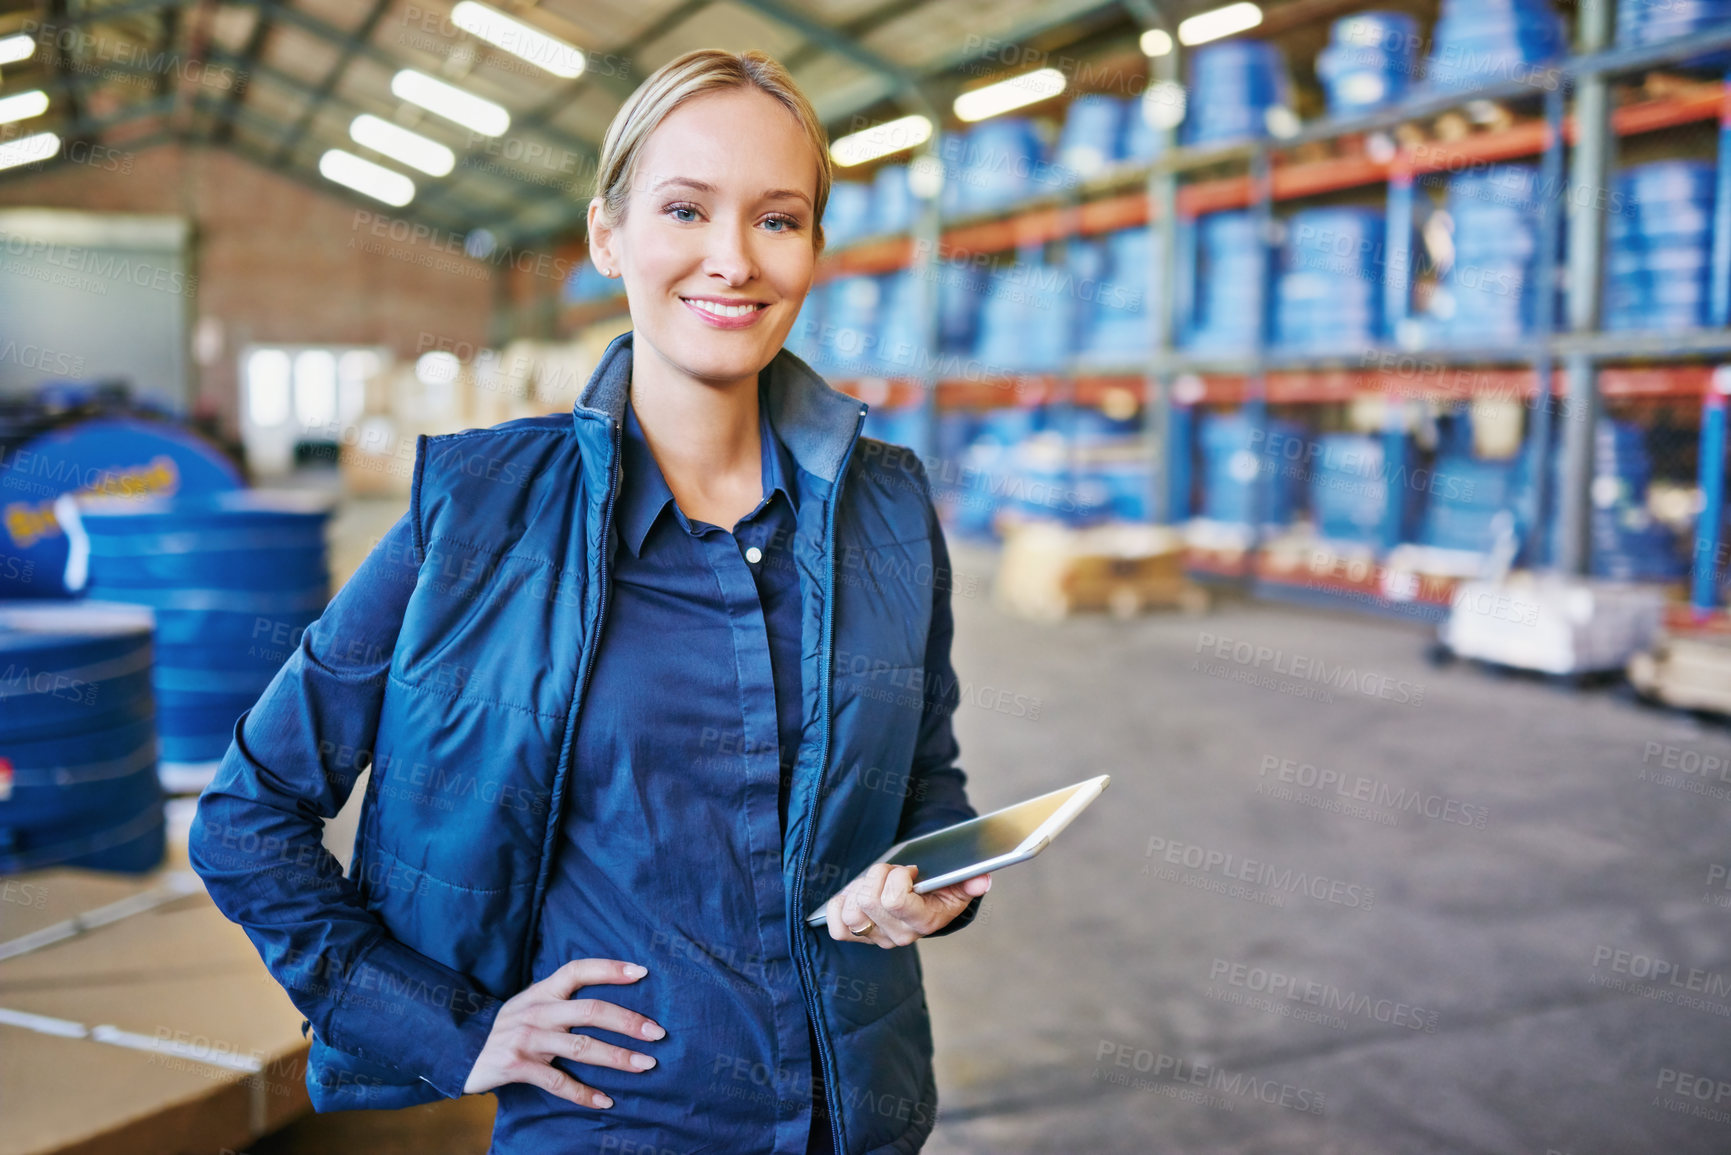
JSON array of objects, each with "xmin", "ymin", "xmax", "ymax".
[{"xmin": 5, "ymin": 0, "xmax": 1731, "ymax": 1151}]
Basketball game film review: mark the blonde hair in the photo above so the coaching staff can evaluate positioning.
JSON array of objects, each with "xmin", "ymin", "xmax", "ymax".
[{"xmin": 592, "ymin": 49, "xmax": 832, "ymax": 254}]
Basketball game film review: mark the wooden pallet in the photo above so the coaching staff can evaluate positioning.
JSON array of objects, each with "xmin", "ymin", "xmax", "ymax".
[
  {"xmin": 994, "ymin": 521, "xmax": 1209, "ymax": 622},
  {"xmin": 1629, "ymin": 634, "xmax": 1731, "ymax": 716}
]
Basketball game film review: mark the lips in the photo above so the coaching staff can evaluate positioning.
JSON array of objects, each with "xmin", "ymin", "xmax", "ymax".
[
  {"xmin": 680, "ymin": 295, "xmax": 770, "ymax": 330},
  {"xmin": 681, "ymin": 296, "xmax": 767, "ymax": 319}
]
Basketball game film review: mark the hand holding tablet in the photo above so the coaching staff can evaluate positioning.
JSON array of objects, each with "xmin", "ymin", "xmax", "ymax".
[{"xmin": 807, "ymin": 774, "xmax": 1111, "ymax": 934}]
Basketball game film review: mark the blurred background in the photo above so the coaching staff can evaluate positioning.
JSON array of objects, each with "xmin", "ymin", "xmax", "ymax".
[{"xmin": 4, "ymin": 0, "xmax": 1731, "ymax": 1151}]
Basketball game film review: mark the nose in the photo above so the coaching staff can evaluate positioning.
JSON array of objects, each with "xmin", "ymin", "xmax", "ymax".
[{"xmin": 703, "ymin": 217, "xmax": 758, "ymax": 288}]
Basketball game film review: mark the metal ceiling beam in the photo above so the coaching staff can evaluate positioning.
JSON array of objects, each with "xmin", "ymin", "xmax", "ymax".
[
  {"xmin": 211, "ymin": 3, "xmax": 271, "ymax": 145},
  {"xmin": 410, "ymin": 0, "xmax": 708, "ymax": 220},
  {"xmin": 269, "ymin": 0, "xmax": 392, "ymax": 165},
  {"xmin": 197, "ymin": 47, "xmax": 589, "ymax": 204},
  {"xmin": 730, "ymin": 0, "xmax": 933, "ymax": 114},
  {"xmin": 33, "ymin": 0, "xmax": 184, "ymax": 29},
  {"xmin": 779, "ymin": 0, "xmax": 929, "ymax": 74},
  {"xmin": 191, "ymin": 91, "xmax": 481, "ymax": 237},
  {"xmin": 0, "ymin": 96, "xmax": 176, "ymax": 183},
  {"xmin": 247, "ymin": 0, "xmax": 602, "ymax": 161}
]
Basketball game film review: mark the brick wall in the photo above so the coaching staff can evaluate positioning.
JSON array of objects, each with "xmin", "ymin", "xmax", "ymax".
[{"xmin": 0, "ymin": 143, "xmax": 496, "ymax": 436}]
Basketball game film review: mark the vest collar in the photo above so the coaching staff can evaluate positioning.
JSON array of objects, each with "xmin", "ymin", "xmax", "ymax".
[{"xmin": 572, "ymin": 330, "xmax": 866, "ymax": 485}]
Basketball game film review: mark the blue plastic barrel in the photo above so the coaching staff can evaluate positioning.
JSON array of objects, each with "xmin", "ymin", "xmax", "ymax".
[
  {"xmin": 1078, "ymin": 228, "xmax": 1160, "ymax": 362},
  {"xmin": 1618, "ymin": 0, "xmax": 1731, "ymax": 47},
  {"xmin": 0, "ymin": 601, "xmax": 163, "ymax": 873},
  {"xmin": 1198, "ymin": 412, "xmax": 1303, "ymax": 525},
  {"xmin": 1186, "ymin": 211, "xmax": 1268, "ymax": 351},
  {"xmin": 871, "ymin": 165, "xmax": 917, "ymax": 236},
  {"xmin": 819, "ymin": 276, "xmax": 883, "ymax": 377},
  {"xmin": 65, "ymin": 491, "xmax": 333, "ymax": 778},
  {"xmin": 824, "ymin": 182, "xmax": 875, "ymax": 247},
  {"xmin": 1057, "ymin": 96, "xmax": 1127, "ymax": 180},
  {"xmin": 1317, "ymin": 11, "xmax": 1419, "ymax": 116},
  {"xmin": 0, "ymin": 417, "xmax": 243, "ymax": 599},
  {"xmin": 1423, "ymin": 0, "xmax": 1565, "ymax": 90},
  {"xmin": 1186, "ymin": 40, "xmax": 1291, "ymax": 146},
  {"xmin": 1275, "ymin": 207, "xmax": 1385, "ymax": 351},
  {"xmin": 1604, "ymin": 160, "xmax": 1716, "ymax": 332}
]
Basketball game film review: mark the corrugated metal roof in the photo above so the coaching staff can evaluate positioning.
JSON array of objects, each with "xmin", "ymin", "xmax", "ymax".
[{"xmin": 0, "ymin": 0, "xmax": 1163, "ymax": 243}]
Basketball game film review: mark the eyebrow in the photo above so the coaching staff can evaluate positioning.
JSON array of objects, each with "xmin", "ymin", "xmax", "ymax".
[{"xmin": 650, "ymin": 176, "xmax": 812, "ymax": 208}]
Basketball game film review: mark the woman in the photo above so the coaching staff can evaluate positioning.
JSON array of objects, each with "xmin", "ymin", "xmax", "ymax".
[{"xmin": 191, "ymin": 48, "xmax": 989, "ymax": 1155}]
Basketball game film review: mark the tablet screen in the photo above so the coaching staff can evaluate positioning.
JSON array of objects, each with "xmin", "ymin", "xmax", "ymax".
[{"xmin": 890, "ymin": 786, "xmax": 1080, "ymax": 882}]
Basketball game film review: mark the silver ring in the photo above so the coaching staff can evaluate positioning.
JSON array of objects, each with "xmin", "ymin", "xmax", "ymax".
[{"xmin": 848, "ymin": 919, "xmax": 875, "ymax": 937}]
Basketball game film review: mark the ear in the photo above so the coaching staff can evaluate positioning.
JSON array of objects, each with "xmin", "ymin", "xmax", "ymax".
[{"xmin": 586, "ymin": 197, "xmax": 617, "ymax": 277}]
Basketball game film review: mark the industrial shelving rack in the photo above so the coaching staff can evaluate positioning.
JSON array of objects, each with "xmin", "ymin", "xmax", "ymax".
[{"xmin": 558, "ymin": 1, "xmax": 1731, "ymax": 630}]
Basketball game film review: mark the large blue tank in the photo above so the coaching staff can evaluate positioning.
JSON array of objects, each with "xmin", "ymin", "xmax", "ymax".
[
  {"xmin": 65, "ymin": 491, "xmax": 333, "ymax": 776},
  {"xmin": 0, "ymin": 601, "xmax": 163, "ymax": 873},
  {"xmin": 0, "ymin": 417, "xmax": 242, "ymax": 598}
]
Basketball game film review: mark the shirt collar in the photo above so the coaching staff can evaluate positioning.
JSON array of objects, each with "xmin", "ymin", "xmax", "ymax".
[{"xmin": 617, "ymin": 387, "xmax": 799, "ymax": 558}]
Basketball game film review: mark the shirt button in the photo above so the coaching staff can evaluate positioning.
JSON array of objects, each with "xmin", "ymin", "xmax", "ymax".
[{"xmin": 745, "ymin": 546, "xmax": 763, "ymax": 564}]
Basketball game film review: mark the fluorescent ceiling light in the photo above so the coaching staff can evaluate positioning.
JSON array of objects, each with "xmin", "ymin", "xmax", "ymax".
[
  {"xmin": 953, "ymin": 68, "xmax": 1066, "ymax": 122},
  {"xmin": 319, "ymin": 149, "xmax": 416, "ymax": 207},
  {"xmin": 451, "ymin": 2, "xmax": 584, "ymax": 79},
  {"xmin": 350, "ymin": 114, "xmax": 454, "ymax": 177},
  {"xmin": 830, "ymin": 114, "xmax": 932, "ymax": 167},
  {"xmin": 391, "ymin": 69, "xmax": 509, "ymax": 136},
  {"xmin": 0, "ymin": 34, "xmax": 33, "ymax": 66},
  {"xmin": 0, "ymin": 130, "xmax": 56, "ymax": 171},
  {"xmin": 1140, "ymin": 29, "xmax": 1174, "ymax": 57},
  {"xmin": 0, "ymin": 89, "xmax": 49, "ymax": 125},
  {"xmin": 1178, "ymin": 2, "xmax": 1263, "ymax": 46}
]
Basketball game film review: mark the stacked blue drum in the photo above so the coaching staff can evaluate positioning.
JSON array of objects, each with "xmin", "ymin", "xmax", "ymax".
[
  {"xmin": 942, "ymin": 118, "xmax": 1050, "ymax": 215},
  {"xmin": 1423, "ymin": 0, "xmax": 1565, "ymax": 90},
  {"xmin": 1199, "ymin": 412, "xmax": 1303, "ymax": 526},
  {"xmin": 824, "ymin": 181, "xmax": 875, "ymax": 247},
  {"xmin": 818, "ymin": 275, "xmax": 882, "ymax": 376},
  {"xmin": 974, "ymin": 261, "xmax": 1070, "ymax": 373},
  {"xmin": 1057, "ymin": 95, "xmax": 1128, "ymax": 181},
  {"xmin": 1186, "ymin": 40, "xmax": 1290, "ymax": 146},
  {"xmin": 1310, "ymin": 434, "xmax": 1415, "ymax": 545},
  {"xmin": 67, "ymin": 492, "xmax": 333, "ymax": 781},
  {"xmin": 1274, "ymin": 207, "xmax": 1385, "ymax": 351},
  {"xmin": 1418, "ymin": 454, "xmax": 1527, "ymax": 552},
  {"xmin": 1316, "ymin": 11, "xmax": 1419, "ymax": 116},
  {"xmin": 873, "ymin": 271, "xmax": 927, "ymax": 378},
  {"xmin": 0, "ymin": 602, "xmax": 163, "ymax": 873},
  {"xmin": 1541, "ymin": 420, "xmax": 1684, "ymax": 579},
  {"xmin": 1617, "ymin": 0, "xmax": 1731, "ymax": 45},
  {"xmin": 1186, "ymin": 211, "xmax": 1266, "ymax": 351},
  {"xmin": 1076, "ymin": 227, "xmax": 1160, "ymax": 363},
  {"xmin": 1604, "ymin": 161, "xmax": 1716, "ymax": 333},
  {"xmin": 871, "ymin": 164, "xmax": 918, "ymax": 236},
  {"xmin": 1435, "ymin": 165, "xmax": 1547, "ymax": 344}
]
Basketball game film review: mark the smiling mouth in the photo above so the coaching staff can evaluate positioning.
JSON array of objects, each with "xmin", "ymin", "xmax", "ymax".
[{"xmin": 681, "ymin": 297, "xmax": 769, "ymax": 319}]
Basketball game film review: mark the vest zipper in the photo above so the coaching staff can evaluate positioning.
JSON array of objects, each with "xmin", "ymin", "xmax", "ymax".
[
  {"xmin": 520, "ymin": 415, "xmax": 623, "ymax": 987},
  {"xmin": 792, "ymin": 406, "xmax": 867, "ymax": 1155}
]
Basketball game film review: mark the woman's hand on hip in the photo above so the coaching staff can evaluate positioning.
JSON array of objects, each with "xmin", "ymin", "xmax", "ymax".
[
  {"xmin": 462, "ymin": 958, "xmax": 666, "ymax": 1107},
  {"xmin": 825, "ymin": 863, "xmax": 991, "ymax": 948}
]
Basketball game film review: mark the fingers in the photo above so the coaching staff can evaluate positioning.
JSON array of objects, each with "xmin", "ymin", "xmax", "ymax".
[
  {"xmin": 530, "ymin": 1028, "xmax": 658, "ymax": 1075},
  {"xmin": 520, "ymin": 1060, "xmax": 615, "ymax": 1110},
  {"xmin": 543, "ymin": 996, "xmax": 667, "ymax": 1043},
  {"xmin": 540, "ymin": 958, "xmax": 648, "ymax": 999}
]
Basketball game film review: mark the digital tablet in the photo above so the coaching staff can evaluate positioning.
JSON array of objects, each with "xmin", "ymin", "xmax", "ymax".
[{"xmin": 805, "ymin": 774, "xmax": 1110, "ymax": 927}]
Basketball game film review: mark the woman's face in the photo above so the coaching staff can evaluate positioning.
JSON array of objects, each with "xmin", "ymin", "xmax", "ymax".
[{"xmin": 590, "ymin": 87, "xmax": 820, "ymax": 392}]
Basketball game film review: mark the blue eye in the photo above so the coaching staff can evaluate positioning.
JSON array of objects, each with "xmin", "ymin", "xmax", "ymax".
[
  {"xmin": 763, "ymin": 214, "xmax": 799, "ymax": 232},
  {"xmin": 669, "ymin": 205, "xmax": 698, "ymax": 222}
]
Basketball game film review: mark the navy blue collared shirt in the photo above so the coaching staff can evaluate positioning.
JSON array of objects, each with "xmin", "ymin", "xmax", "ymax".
[{"xmin": 496, "ymin": 389, "xmax": 833, "ymax": 1152}]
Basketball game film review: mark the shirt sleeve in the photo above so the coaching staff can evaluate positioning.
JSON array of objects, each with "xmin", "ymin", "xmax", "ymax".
[
  {"xmin": 187, "ymin": 507, "xmax": 502, "ymax": 1098},
  {"xmin": 895, "ymin": 460, "xmax": 984, "ymax": 938}
]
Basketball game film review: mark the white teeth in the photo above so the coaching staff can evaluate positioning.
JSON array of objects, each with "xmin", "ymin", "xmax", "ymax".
[{"xmin": 686, "ymin": 299, "xmax": 758, "ymax": 318}]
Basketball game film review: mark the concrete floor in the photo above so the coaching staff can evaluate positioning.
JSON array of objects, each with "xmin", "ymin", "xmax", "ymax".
[{"xmin": 262, "ymin": 539, "xmax": 1731, "ymax": 1153}]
